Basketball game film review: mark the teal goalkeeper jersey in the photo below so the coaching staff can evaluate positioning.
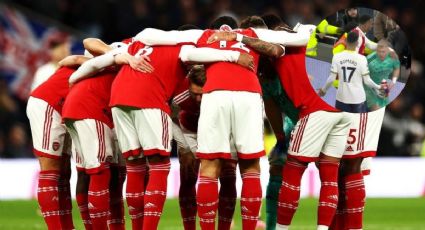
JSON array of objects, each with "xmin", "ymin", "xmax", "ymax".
[
  {"xmin": 365, "ymin": 52, "xmax": 400, "ymax": 108},
  {"xmin": 261, "ymin": 75, "xmax": 299, "ymax": 126}
]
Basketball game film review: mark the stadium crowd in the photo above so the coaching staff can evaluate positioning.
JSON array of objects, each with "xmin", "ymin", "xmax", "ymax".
[{"xmin": 1, "ymin": 0, "xmax": 424, "ymax": 158}]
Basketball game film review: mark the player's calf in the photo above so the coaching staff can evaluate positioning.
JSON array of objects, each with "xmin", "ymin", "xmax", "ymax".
[
  {"xmin": 317, "ymin": 157, "xmax": 340, "ymax": 229},
  {"xmin": 109, "ymin": 164, "xmax": 126, "ymax": 230},
  {"xmin": 239, "ymin": 158, "xmax": 262, "ymax": 230},
  {"xmin": 276, "ymin": 158, "xmax": 307, "ymax": 229},
  {"xmin": 125, "ymin": 158, "xmax": 147, "ymax": 230},
  {"xmin": 76, "ymin": 171, "xmax": 92, "ymax": 230},
  {"xmin": 143, "ymin": 155, "xmax": 171, "ymax": 230},
  {"xmin": 88, "ymin": 165, "xmax": 111, "ymax": 230},
  {"xmin": 218, "ymin": 160, "xmax": 237, "ymax": 230},
  {"xmin": 179, "ymin": 151, "xmax": 199, "ymax": 230},
  {"xmin": 197, "ymin": 159, "xmax": 222, "ymax": 230}
]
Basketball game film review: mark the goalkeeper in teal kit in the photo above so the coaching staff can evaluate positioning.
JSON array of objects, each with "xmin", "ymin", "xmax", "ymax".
[
  {"xmin": 259, "ymin": 61, "xmax": 299, "ymax": 229},
  {"xmin": 365, "ymin": 39, "xmax": 400, "ymax": 110}
]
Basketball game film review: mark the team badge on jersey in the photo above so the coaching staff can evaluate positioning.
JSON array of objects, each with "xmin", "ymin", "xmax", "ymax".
[{"xmin": 52, "ymin": 141, "xmax": 61, "ymax": 151}]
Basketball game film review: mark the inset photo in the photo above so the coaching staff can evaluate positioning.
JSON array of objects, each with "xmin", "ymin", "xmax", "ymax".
[{"xmin": 305, "ymin": 7, "xmax": 411, "ymax": 113}]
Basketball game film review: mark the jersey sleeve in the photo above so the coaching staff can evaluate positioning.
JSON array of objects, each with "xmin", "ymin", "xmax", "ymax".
[
  {"xmin": 392, "ymin": 57, "xmax": 401, "ymax": 69},
  {"xmin": 330, "ymin": 56, "xmax": 338, "ymax": 74},
  {"xmin": 179, "ymin": 45, "xmax": 240, "ymax": 63},
  {"xmin": 360, "ymin": 56, "xmax": 370, "ymax": 76},
  {"xmin": 252, "ymin": 24, "xmax": 315, "ymax": 46},
  {"xmin": 134, "ymin": 28, "xmax": 204, "ymax": 46}
]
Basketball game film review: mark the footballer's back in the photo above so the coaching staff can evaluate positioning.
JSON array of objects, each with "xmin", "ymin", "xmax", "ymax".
[{"xmin": 331, "ymin": 50, "xmax": 369, "ymax": 104}]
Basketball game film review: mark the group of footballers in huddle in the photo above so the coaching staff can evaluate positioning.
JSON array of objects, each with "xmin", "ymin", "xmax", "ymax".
[{"xmin": 27, "ymin": 12, "xmax": 391, "ymax": 230}]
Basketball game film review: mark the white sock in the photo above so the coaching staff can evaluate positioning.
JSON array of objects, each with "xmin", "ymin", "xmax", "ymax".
[
  {"xmin": 276, "ymin": 224, "xmax": 289, "ymax": 230},
  {"xmin": 317, "ymin": 225, "xmax": 329, "ymax": 230}
]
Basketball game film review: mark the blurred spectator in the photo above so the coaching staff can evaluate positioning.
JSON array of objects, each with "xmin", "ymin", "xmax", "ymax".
[
  {"xmin": 3, "ymin": 123, "xmax": 32, "ymax": 158},
  {"xmin": 31, "ymin": 32, "xmax": 70, "ymax": 91},
  {"xmin": 373, "ymin": 11, "xmax": 397, "ymax": 40}
]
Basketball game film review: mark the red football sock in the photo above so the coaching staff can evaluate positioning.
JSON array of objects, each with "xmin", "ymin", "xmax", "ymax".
[
  {"xmin": 37, "ymin": 170, "xmax": 62, "ymax": 230},
  {"xmin": 126, "ymin": 163, "xmax": 147, "ymax": 230},
  {"xmin": 218, "ymin": 167, "xmax": 237, "ymax": 230},
  {"xmin": 76, "ymin": 193, "xmax": 93, "ymax": 230},
  {"xmin": 58, "ymin": 171, "xmax": 74, "ymax": 230},
  {"xmin": 329, "ymin": 177, "xmax": 346, "ymax": 230},
  {"xmin": 344, "ymin": 173, "xmax": 365, "ymax": 229},
  {"xmin": 179, "ymin": 170, "xmax": 198, "ymax": 230},
  {"xmin": 197, "ymin": 176, "xmax": 219, "ymax": 230},
  {"xmin": 143, "ymin": 160, "xmax": 171, "ymax": 229},
  {"xmin": 277, "ymin": 161, "xmax": 307, "ymax": 226},
  {"xmin": 240, "ymin": 172, "xmax": 262, "ymax": 230},
  {"xmin": 109, "ymin": 165, "xmax": 126, "ymax": 230},
  {"xmin": 88, "ymin": 168, "xmax": 111, "ymax": 230},
  {"xmin": 317, "ymin": 160, "xmax": 340, "ymax": 227}
]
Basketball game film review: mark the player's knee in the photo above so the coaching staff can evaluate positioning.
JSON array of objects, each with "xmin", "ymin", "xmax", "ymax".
[
  {"xmin": 147, "ymin": 154, "xmax": 170, "ymax": 164},
  {"xmin": 319, "ymin": 153, "xmax": 341, "ymax": 163},
  {"xmin": 126, "ymin": 157, "xmax": 146, "ymax": 166},
  {"xmin": 38, "ymin": 156, "xmax": 62, "ymax": 170},
  {"xmin": 341, "ymin": 158, "xmax": 363, "ymax": 175},
  {"xmin": 239, "ymin": 158, "xmax": 260, "ymax": 174},
  {"xmin": 269, "ymin": 164, "xmax": 283, "ymax": 176},
  {"xmin": 76, "ymin": 171, "xmax": 90, "ymax": 193},
  {"xmin": 199, "ymin": 159, "xmax": 221, "ymax": 178}
]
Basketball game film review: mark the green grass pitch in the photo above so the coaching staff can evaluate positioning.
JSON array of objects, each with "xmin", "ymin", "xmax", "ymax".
[{"xmin": 0, "ymin": 198, "xmax": 424, "ymax": 229}]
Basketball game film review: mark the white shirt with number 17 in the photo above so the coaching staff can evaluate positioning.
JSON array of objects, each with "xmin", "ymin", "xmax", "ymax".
[{"xmin": 330, "ymin": 50, "xmax": 373, "ymax": 104}]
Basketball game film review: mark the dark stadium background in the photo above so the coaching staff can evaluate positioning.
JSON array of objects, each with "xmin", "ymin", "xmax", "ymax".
[
  {"xmin": 1, "ymin": 0, "xmax": 424, "ymax": 158},
  {"xmin": 1, "ymin": 0, "xmax": 425, "ymax": 229}
]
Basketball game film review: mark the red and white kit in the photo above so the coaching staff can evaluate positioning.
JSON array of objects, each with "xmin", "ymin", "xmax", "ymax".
[
  {"xmin": 62, "ymin": 71, "xmax": 118, "ymax": 173},
  {"xmin": 27, "ymin": 67, "xmax": 75, "ymax": 158},
  {"xmin": 344, "ymin": 107, "xmax": 385, "ymax": 175},
  {"xmin": 343, "ymin": 107, "xmax": 385, "ymax": 158},
  {"xmin": 110, "ymin": 42, "xmax": 187, "ymax": 159},
  {"xmin": 172, "ymin": 78, "xmax": 238, "ymax": 159},
  {"xmin": 276, "ymin": 47, "xmax": 352, "ymax": 161},
  {"xmin": 171, "ymin": 78, "xmax": 200, "ymax": 154},
  {"xmin": 195, "ymin": 28, "xmax": 265, "ymax": 160}
]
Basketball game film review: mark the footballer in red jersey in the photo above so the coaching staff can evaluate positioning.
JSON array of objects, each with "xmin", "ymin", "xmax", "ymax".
[
  {"xmin": 208, "ymin": 21, "xmax": 353, "ymax": 230},
  {"xmin": 172, "ymin": 65, "xmax": 238, "ymax": 230},
  {"xmin": 134, "ymin": 16, "xmax": 291, "ymax": 229},
  {"xmin": 62, "ymin": 67, "xmax": 126, "ymax": 230},
  {"xmin": 69, "ymin": 26, "xmax": 250, "ymax": 229},
  {"xmin": 27, "ymin": 66, "xmax": 76, "ymax": 230}
]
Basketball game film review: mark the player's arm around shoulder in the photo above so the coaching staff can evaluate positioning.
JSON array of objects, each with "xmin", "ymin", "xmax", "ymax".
[
  {"xmin": 178, "ymin": 45, "xmax": 255, "ymax": 71},
  {"xmin": 134, "ymin": 28, "xmax": 204, "ymax": 46}
]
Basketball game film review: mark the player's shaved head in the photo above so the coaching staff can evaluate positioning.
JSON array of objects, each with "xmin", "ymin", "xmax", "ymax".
[
  {"xmin": 178, "ymin": 24, "xmax": 199, "ymax": 31},
  {"xmin": 346, "ymin": 31, "xmax": 359, "ymax": 45},
  {"xmin": 240, "ymin": 15, "xmax": 267, "ymax": 29},
  {"xmin": 209, "ymin": 16, "xmax": 238, "ymax": 30}
]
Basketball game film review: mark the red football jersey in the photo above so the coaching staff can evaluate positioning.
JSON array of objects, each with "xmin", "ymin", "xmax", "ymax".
[
  {"xmin": 30, "ymin": 67, "xmax": 75, "ymax": 114},
  {"xmin": 274, "ymin": 47, "xmax": 338, "ymax": 118},
  {"xmin": 110, "ymin": 41, "xmax": 187, "ymax": 114},
  {"xmin": 172, "ymin": 78, "xmax": 200, "ymax": 132},
  {"xmin": 62, "ymin": 71, "xmax": 115, "ymax": 128},
  {"xmin": 196, "ymin": 29, "xmax": 262, "ymax": 94}
]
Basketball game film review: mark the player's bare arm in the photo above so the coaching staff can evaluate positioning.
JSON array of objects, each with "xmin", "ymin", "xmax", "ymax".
[
  {"xmin": 83, "ymin": 38, "xmax": 112, "ymax": 56},
  {"xmin": 179, "ymin": 45, "xmax": 255, "ymax": 70},
  {"xmin": 206, "ymin": 31, "xmax": 284, "ymax": 58},
  {"xmin": 69, "ymin": 47, "xmax": 153, "ymax": 84},
  {"xmin": 59, "ymin": 55, "xmax": 90, "ymax": 67},
  {"xmin": 207, "ymin": 23, "xmax": 315, "ymax": 47},
  {"xmin": 114, "ymin": 52, "xmax": 154, "ymax": 73}
]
